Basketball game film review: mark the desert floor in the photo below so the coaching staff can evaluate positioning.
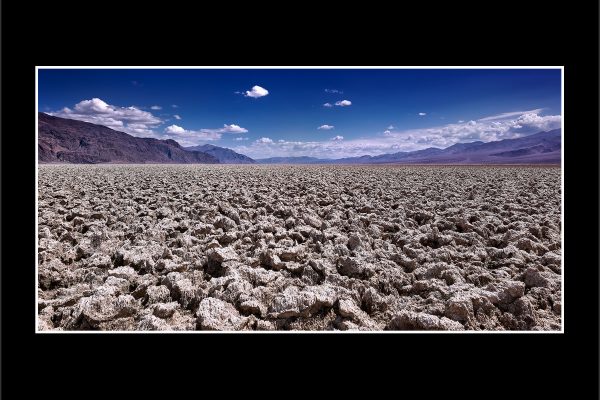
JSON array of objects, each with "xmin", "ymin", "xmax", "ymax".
[{"xmin": 37, "ymin": 165, "xmax": 562, "ymax": 331}]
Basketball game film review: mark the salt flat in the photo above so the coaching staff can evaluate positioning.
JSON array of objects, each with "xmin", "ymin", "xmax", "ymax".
[{"xmin": 37, "ymin": 165, "xmax": 562, "ymax": 331}]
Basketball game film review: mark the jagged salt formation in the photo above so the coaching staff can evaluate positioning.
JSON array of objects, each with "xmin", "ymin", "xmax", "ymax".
[{"xmin": 38, "ymin": 165, "xmax": 561, "ymax": 331}]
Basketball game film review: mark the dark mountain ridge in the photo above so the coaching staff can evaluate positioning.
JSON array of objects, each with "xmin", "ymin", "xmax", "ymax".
[{"xmin": 38, "ymin": 113, "xmax": 219, "ymax": 164}]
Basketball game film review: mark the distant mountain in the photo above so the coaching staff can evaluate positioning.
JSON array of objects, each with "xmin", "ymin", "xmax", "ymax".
[
  {"xmin": 38, "ymin": 114, "xmax": 561, "ymax": 166},
  {"xmin": 185, "ymin": 144, "xmax": 255, "ymax": 164},
  {"xmin": 443, "ymin": 141, "xmax": 485, "ymax": 154},
  {"xmin": 38, "ymin": 113, "xmax": 219, "ymax": 164},
  {"xmin": 256, "ymin": 156, "xmax": 325, "ymax": 164},
  {"xmin": 408, "ymin": 129, "xmax": 560, "ymax": 164},
  {"xmin": 255, "ymin": 129, "xmax": 561, "ymax": 165}
]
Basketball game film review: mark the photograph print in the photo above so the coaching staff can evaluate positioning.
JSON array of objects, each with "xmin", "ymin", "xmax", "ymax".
[{"xmin": 37, "ymin": 67, "xmax": 562, "ymax": 332}]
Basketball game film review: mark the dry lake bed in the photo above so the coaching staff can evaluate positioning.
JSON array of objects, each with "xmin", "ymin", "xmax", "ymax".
[{"xmin": 37, "ymin": 165, "xmax": 562, "ymax": 331}]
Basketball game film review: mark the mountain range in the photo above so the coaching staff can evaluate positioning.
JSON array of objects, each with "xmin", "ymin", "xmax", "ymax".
[
  {"xmin": 184, "ymin": 144, "xmax": 256, "ymax": 164},
  {"xmin": 38, "ymin": 113, "xmax": 560, "ymax": 165},
  {"xmin": 257, "ymin": 129, "xmax": 561, "ymax": 164}
]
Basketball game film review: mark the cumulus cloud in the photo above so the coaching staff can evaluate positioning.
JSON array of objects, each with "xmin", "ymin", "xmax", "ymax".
[
  {"xmin": 318, "ymin": 125, "xmax": 334, "ymax": 130},
  {"xmin": 335, "ymin": 100, "xmax": 352, "ymax": 107},
  {"xmin": 387, "ymin": 125, "xmax": 395, "ymax": 129},
  {"xmin": 323, "ymin": 103, "xmax": 333, "ymax": 108},
  {"xmin": 418, "ymin": 112, "xmax": 427, "ymax": 116},
  {"xmin": 164, "ymin": 125, "xmax": 187, "ymax": 134},
  {"xmin": 513, "ymin": 112, "xmax": 561, "ymax": 131},
  {"xmin": 255, "ymin": 137, "xmax": 273, "ymax": 144},
  {"xmin": 325, "ymin": 89, "xmax": 343, "ymax": 94},
  {"xmin": 162, "ymin": 124, "xmax": 222, "ymax": 146},
  {"xmin": 244, "ymin": 85, "xmax": 269, "ymax": 98},
  {"xmin": 458, "ymin": 120, "xmax": 464, "ymax": 123},
  {"xmin": 48, "ymin": 98, "xmax": 162, "ymax": 137},
  {"xmin": 233, "ymin": 110, "xmax": 561, "ymax": 159},
  {"xmin": 174, "ymin": 114, "xmax": 181, "ymax": 120},
  {"xmin": 331, "ymin": 135, "xmax": 344, "ymax": 141},
  {"xmin": 234, "ymin": 137, "xmax": 249, "ymax": 141},
  {"xmin": 172, "ymin": 104, "xmax": 178, "ymax": 108},
  {"xmin": 220, "ymin": 124, "xmax": 248, "ymax": 133},
  {"xmin": 151, "ymin": 105, "xmax": 162, "ymax": 110}
]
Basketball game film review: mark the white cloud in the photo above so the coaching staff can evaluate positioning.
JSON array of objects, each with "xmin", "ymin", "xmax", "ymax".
[
  {"xmin": 48, "ymin": 98, "xmax": 162, "ymax": 137},
  {"xmin": 331, "ymin": 135, "xmax": 344, "ymax": 141},
  {"xmin": 418, "ymin": 112, "xmax": 427, "ymax": 116},
  {"xmin": 323, "ymin": 103, "xmax": 333, "ymax": 108},
  {"xmin": 47, "ymin": 97, "xmax": 249, "ymax": 146},
  {"xmin": 164, "ymin": 125, "xmax": 186, "ymax": 134},
  {"xmin": 384, "ymin": 130, "xmax": 391, "ymax": 134},
  {"xmin": 513, "ymin": 112, "xmax": 561, "ymax": 131},
  {"xmin": 221, "ymin": 124, "xmax": 248, "ymax": 133},
  {"xmin": 172, "ymin": 104, "xmax": 178, "ymax": 108},
  {"xmin": 151, "ymin": 105, "xmax": 162, "ymax": 110},
  {"xmin": 232, "ymin": 110, "xmax": 561, "ymax": 159},
  {"xmin": 335, "ymin": 100, "xmax": 352, "ymax": 107},
  {"xmin": 325, "ymin": 89, "xmax": 343, "ymax": 94},
  {"xmin": 234, "ymin": 137, "xmax": 249, "ymax": 141},
  {"xmin": 244, "ymin": 85, "xmax": 269, "ymax": 98},
  {"xmin": 163, "ymin": 124, "xmax": 221, "ymax": 146},
  {"xmin": 478, "ymin": 108, "xmax": 543, "ymax": 121},
  {"xmin": 387, "ymin": 125, "xmax": 395, "ymax": 129},
  {"xmin": 318, "ymin": 125, "xmax": 334, "ymax": 130},
  {"xmin": 458, "ymin": 120, "xmax": 464, "ymax": 123}
]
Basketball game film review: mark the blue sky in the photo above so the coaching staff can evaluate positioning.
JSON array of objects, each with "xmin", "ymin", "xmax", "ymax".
[{"xmin": 39, "ymin": 68, "xmax": 562, "ymax": 159}]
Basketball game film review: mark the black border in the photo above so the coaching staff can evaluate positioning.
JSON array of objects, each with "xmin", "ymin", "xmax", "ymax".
[{"xmin": 2, "ymin": 1, "xmax": 598, "ymax": 396}]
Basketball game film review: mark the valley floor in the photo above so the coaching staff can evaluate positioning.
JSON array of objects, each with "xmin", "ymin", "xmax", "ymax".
[{"xmin": 37, "ymin": 165, "xmax": 562, "ymax": 331}]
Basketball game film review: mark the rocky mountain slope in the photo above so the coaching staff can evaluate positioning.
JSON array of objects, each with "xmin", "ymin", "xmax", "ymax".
[{"xmin": 38, "ymin": 113, "xmax": 219, "ymax": 164}]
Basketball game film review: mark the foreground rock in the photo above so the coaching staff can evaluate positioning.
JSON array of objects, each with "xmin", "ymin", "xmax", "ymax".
[{"xmin": 38, "ymin": 165, "xmax": 562, "ymax": 331}]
